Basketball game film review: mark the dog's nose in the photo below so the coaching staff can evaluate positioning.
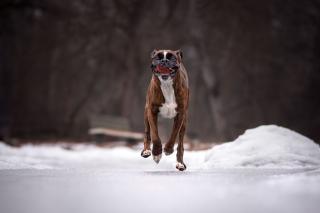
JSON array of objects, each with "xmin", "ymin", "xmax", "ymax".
[{"xmin": 161, "ymin": 59, "xmax": 169, "ymax": 63}]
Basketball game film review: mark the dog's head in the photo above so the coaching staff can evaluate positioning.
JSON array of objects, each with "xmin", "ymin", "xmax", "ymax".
[{"xmin": 150, "ymin": 49, "xmax": 183, "ymax": 81}]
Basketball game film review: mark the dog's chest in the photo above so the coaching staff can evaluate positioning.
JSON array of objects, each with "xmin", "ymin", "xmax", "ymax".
[{"xmin": 159, "ymin": 79, "xmax": 177, "ymax": 119}]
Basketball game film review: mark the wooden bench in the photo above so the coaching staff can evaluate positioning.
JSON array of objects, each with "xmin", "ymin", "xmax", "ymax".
[{"xmin": 88, "ymin": 115, "xmax": 144, "ymax": 143}]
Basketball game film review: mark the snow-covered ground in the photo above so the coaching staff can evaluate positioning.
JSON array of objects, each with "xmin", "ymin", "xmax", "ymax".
[{"xmin": 1, "ymin": 125, "xmax": 320, "ymax": 213}]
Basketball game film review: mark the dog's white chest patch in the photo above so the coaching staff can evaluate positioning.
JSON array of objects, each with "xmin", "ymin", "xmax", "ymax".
[{"xmin": 159, "ymin": 78, "xmax": 177, "ymax": 119}]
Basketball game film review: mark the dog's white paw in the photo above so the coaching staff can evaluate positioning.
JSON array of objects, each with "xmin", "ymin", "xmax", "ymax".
[
  {"xmin": 176, "ymin": 162, "xmax": 186, "ymax": 171},
  {"xmin": 163, "ymin": 150, "xmax": 170, "ymax": 156},
  {"xmin": 141, "ymin": 150, "xmax": 151, "ymax": 158},
  {"xmin": 153, "ymin": 153, "xmax": 162, "ymax": 164},
  {"xmin": 163, "ymin": 148, "xmax": 173, "ymax": 156}
]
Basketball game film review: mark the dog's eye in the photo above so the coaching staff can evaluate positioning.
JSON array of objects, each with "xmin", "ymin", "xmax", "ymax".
[
  {"xmin": 166, "ymin": 53, "xmax": 173, "ymax": 60},
  {"xmin": 156, "ymin": 53, "xmax": 163, "ymax": 60}
]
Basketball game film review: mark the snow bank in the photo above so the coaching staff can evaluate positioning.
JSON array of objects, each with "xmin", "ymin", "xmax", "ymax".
[
  {"xmin": 204, "ymin": 125, "xmax": 320, "ymax": 169},
  {"xmin": 1, "ymin": 125, "xmax": 320, "ymax": 170},
  {"xmin": 0, "ymin": 143, "xmax": 138, "ymax": 169}
]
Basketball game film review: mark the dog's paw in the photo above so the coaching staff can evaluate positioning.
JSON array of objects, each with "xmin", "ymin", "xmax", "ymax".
[
  {"xmin": 176, "ymin": 162, "xmax": 187, "ymax": 171},
  {"xmin": 163, "ymin": 147, "xmax": 174, "ymax": 156},
  {"xmin": 153, "ymin": 153, "xmax": 162, "ymax": 164},
  {"xmin": 141, "ymin": 149, "xmax": 151, "ymax": 158}
]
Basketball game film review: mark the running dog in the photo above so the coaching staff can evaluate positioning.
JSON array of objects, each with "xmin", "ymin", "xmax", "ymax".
[{"xmin": 141, "ymin": 49, "xmax": 189, "ymax": 171}]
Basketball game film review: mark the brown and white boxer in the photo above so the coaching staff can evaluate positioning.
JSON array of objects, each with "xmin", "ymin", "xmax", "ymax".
[{"xmin": 141, "ymin": 49, "xmax": 189, "ymax": 171}]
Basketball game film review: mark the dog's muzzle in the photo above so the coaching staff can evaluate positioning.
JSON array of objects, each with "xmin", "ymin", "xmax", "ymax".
[{"xmin": 152, "ymin": 66, "xmax": 178, "ymax": 80}]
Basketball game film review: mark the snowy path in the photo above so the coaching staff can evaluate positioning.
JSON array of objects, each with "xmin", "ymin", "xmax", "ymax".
[
  {"xmin": 1, "ymin": 125, "xmax": 320, "ymax": 213},
  {"xmin": 1, "ymin": 168, "xmax": 320, "ymax": 213}
]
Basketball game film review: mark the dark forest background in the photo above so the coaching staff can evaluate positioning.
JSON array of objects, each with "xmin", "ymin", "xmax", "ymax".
[{"xmin": 1, "ymin": 0, "xmax": 320, "ymax": 143}]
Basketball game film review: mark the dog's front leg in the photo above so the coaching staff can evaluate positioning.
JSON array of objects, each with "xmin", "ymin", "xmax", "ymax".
[
  {"xmin": 148, "ymin": 107, "xmax": 163, "ymax": 164},
  {"xmin": 163, "ymin": 112, "xmax": 185, "ymax": 156},
  {"xmin": 176, "ymin": 112, "xmax": 188, "ymax": 171},
  {"xmin": 141, "ymin": 107, "xmax": 151, "ymax": 158}
]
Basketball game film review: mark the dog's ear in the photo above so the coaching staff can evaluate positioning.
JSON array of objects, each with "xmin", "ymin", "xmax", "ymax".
[
  {"xmin": 175, "ymin": 49, "xmax": 183, "ymax": 61},
  {"xmin": 151, "ymin": 49, "xmax": 158, "ymax": 59}
]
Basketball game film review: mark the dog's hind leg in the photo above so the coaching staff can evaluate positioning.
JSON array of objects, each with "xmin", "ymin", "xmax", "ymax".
[
  {"xmin": 164, "ymin": 112, "xmax": 185, "ymax": 156},
  {"xmin": 176, "ymin": 112, "xmax": 188, "ymax": 171},
  {"xmin": 141, "ymin": 107, "xmax": 151, "ymax": 158}
]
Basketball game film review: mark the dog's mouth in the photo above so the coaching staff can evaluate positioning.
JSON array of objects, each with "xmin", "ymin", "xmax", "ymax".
[{"xmin": 152, "ymin": 66, "xmax": 178, "ymax": 80}]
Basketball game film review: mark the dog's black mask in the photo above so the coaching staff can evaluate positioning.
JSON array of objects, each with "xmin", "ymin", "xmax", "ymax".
[{"xmin": 150, "ymin": 50, "xmax": 183, "ymax": 80}]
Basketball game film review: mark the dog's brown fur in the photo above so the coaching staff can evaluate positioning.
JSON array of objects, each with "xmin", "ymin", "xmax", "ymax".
[{"xmin": 142, "ymin": 50, "xmax": 189, "ymax": 171}]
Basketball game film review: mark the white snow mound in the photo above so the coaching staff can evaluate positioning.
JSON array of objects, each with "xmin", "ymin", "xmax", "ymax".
[
  {"xmin": 204, "ymin": 125, "xmax": 320, "ymax": 168},
  {"xmin": 0, "ymin": 125, "xmax": 319, "ymax": 170}
]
